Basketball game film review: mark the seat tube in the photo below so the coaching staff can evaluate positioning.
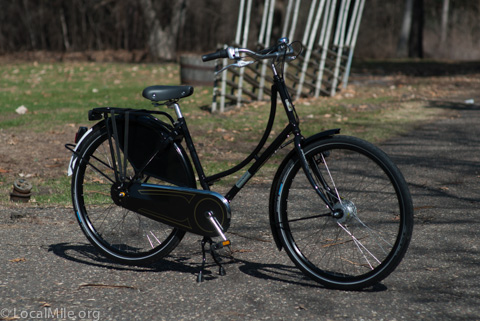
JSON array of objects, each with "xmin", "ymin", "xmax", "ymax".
[{"xmin": 171, "ymin": 102, "xmax": 210, "ymax": 190}]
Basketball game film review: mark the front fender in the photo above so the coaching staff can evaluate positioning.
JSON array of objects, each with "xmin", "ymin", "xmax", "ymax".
[{"xmin": 268, "ymin": 128, "xmax": 340, "ymax": 251}]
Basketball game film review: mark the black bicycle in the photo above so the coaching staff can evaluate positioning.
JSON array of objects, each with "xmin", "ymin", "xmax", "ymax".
[{"xmin": 66, "ymin": 38, "xmax": 413, "ymax": 290}]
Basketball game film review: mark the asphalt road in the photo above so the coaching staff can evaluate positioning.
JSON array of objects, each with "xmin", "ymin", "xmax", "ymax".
[{"xmin": 1, "ymin": 98, "xmax": 480, "ymax": 320}]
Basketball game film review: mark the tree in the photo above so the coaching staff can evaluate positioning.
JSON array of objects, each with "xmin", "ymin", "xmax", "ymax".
[
  {"xmin": 138, "ymin": 0, "xmax": 187, "ymax": 61},
  {"xmin": 396, "ymin": 0, "xmax": 423, "ymax": 58},
  {"xmin": 440, "ymin": 0, "xmax": 450, "ymax": 46},
  {"xmin": 408, "ymin": 0, "xmax": 424, "ymax": 58}
]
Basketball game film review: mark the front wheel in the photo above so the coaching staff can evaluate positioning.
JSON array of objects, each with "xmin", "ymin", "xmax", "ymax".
[{"xmin": 271, "ymin": 135, "xmax": 413, "ymax": 290}]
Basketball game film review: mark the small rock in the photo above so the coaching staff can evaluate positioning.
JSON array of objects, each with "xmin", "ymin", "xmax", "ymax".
[
  {"xmin": 10, "ymin": 211, "xmax": 26, "ymax": 220},
  {"xmin": 15, "ymin": 105, "xmax": 28, "ymax": 114}
]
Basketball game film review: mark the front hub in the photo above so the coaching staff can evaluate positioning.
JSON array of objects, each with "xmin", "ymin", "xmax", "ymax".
[{"xmin": 332, "ymin": 200, "xmax": 357, "ymax": 224}]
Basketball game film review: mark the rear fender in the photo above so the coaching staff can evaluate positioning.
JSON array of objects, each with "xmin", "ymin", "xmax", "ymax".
[
  {"xmin": 67, "ymin": 127, "xmax": 95, "ymax": 176},
  {"xmin": 67, "ymin": 115, "xmax": 195, "ymax": 188}
]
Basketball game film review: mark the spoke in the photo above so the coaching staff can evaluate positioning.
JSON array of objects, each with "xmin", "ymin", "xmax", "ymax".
[
  {"xmin": 287, "ymin": 212, "xmax": 331, "ymax": 223},
  {"xmin": 352, "ymin": 215, "xmax": 393, "ymax": 254},
  {"xmin": 337, "ymin": 222, "xmax": 381, "ymax": 270},
  {"xmin": 150, "ymin": 231, "xmax": 163, "ymax": 246},
  {"xmin": 86, "ymin": 158, "xmax": 116, "ymax": 184},
  {"xmin": 146, "ymin": 234, "xmax": 154, "ymax": 248},
  {"xmin": 321, "ymin": 153, "xmax": 342, "ymax": 204}
]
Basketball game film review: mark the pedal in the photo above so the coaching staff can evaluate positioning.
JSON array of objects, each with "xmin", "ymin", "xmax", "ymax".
[{"xmin": 212, "ymin": 239, "xmax": 231, "ymax": 250}]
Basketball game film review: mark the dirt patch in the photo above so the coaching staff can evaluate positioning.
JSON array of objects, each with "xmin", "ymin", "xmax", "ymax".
[
  {"xmin": 0, "ymin": 125, "xmax": 75, "ymax": 179},
  {"xmin": 0, "ymin": 124, "xmax": 76, "ymax": 206}
]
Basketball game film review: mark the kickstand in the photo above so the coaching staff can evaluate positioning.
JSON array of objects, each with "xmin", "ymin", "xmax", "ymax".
[{"xmin": 197, "ymin": 236, "xmax": 227, "ymax": 282}]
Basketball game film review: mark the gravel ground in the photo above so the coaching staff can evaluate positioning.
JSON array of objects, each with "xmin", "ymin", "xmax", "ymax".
[{"xmin": 1, "ymin": 97, "xmax": 480, "ymax": 320}]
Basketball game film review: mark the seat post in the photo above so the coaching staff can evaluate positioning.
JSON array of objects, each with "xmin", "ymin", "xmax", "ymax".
[{"xmin": 168, "ymin": 102, "xmax": 183, "ymax": 119}]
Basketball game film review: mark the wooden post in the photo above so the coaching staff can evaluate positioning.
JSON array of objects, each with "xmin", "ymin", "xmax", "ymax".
[
  {"xmin": 315, "ymin": 0, "xmax": 336, "ymax": 97},
  {"xmin": 237, "ymin": 0, "xmax": 253, "ymax": 107},
  {"xmin": 282, "ymin": 0, "xmax": 295, "ymax": 38},
  {"xmin": 283, "ymin": 0, "xmax": 301, "ymax": 76},
  {"xmin": 235, "ymin": 0, "xmax": 246, "ymax": 45},
  {"xmin": 330, "ymin": 0, "xmax": 350, "ymax": 96},
  {"xmin": 212, "ymin": 0, "xmax": 364, "ymax": 112},
  {"xmin": 342, "ymin": 0, "xmax": 365, "ymax": 89},
  {"xmin": 295, "ymin": 0, "xmax": 319, "ymax": 99},
  {"xmin": 297, "ymin": 0, "xmax": 326, "ymax": 98},
  {"xmin": 221, "ymin": 45, "xmax": 228, "ymax": 113},
  {"xmin": 289, "ymin": 0, "xmax": 302, "ymax": 41},
  {"xmin": 258, "ymin": 0, "xmax": 276, "ymax": 101}
]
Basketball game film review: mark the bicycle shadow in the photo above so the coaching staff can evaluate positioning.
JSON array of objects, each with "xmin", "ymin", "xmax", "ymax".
[
  {"xmin": 48, "ymin": 242, "xmax": 199, "ymax": 275},
  {"xmin": 233, "ymin": 257, "xmax": 388, "ymax": 292},
  {"xmin": 48, "ymin": 242, "xmax": 388, "ymax": 292}
]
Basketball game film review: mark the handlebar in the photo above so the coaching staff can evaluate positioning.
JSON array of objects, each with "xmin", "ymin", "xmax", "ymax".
[
  {"xmin": 201, "ymin": 37, "xmax": 296, "ymax": 63},
  {"xmin": 202, "ymin": 49, "xmax": 229, "ymax": 62}
]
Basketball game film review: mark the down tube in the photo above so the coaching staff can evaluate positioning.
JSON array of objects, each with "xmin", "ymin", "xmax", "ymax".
[{"xmin": 225, "ymin": 124, "xmax": 294, "ymax": 201}]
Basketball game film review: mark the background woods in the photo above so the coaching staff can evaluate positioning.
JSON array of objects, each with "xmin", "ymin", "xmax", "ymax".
[{"xmin": 0, "ymin": 0, "xmax": 479, "ymax": 61}]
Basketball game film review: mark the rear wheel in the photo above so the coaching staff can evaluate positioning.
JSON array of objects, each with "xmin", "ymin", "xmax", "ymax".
[
  {"xmin": 71, "ymin": 126, "xmax": 194, "ymax": 265},
  {"xmin": 272, "ymin": 135, "xmax": 413, "ymax": 290}
]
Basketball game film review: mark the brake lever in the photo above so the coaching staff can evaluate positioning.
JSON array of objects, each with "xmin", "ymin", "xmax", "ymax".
[{"xmin": 215, "ymin": 60, "xmax": 255, "ymax": 75}]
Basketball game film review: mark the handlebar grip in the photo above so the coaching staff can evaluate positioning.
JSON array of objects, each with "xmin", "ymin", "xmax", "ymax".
[{"xmin": 202, "ymin": 49, "xmax": 228, "ymax": 62}]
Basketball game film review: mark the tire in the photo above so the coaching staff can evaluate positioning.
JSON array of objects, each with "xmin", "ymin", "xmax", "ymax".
[
  {"xmin": 71, "ymin": 125, "xmax": 194, "ymax": 265},
  {"xmin": 272, "ymin": 135, "xmax": 413, "ymax": 290}
]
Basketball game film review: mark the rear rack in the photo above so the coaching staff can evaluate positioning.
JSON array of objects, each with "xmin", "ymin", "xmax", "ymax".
[{"xmin": 88, "ymin": 107, "xmax": 175, "ymax": 126}]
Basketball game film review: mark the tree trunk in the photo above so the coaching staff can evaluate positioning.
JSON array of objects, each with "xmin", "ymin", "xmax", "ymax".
[
  {"xmin": 22, "ymin": 0, "xmax": 37, "ymax": 50},
  {"xmin": 139, "ymin": 0, "xmax": 186, "ymax": 61},
  {"xmin": 396, "ymin": 0, "xmax": 414, "ymax": 57},
  {"xmin": 60, "ymin": 7, "xmax": 71, "ymax": 51},
  {"xmin": 440, "ymin": 0, "xmax": 450, "ymax": 46},
  {"xmin": 396, "ymin": 0, "xmax": 424, "ymax": 58},
  {"xmin": 408, "ymin": 0, "xmax": 424, "ymax": 58}
]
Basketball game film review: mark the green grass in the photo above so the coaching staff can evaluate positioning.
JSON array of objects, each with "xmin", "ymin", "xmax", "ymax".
[
  {"xmin": 0, "ymin": 62, "xmax": 181, "ymax": 130},
  {"xmin": 0, "ymin": 61, "xmax": 442, "ymax": 206},
  {"xmin": 31, "ymin": 176, "xmax": 72, "ymax": 205}
]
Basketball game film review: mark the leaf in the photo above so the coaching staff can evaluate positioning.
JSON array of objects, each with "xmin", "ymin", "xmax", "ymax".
[
  {"xmin": 9, "ymin": 257, "xmax": 26, "ymax": 263},
  {"xmin": 222, "ymin": 135, "xmax": 235, "ymax": 142}
]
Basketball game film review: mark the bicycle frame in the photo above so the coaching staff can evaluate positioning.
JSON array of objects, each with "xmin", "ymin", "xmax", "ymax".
[
  {"xmin": 67, "ymin": 38, "xmax": 413, "ymax": 288},
  {"xmin": 175, "ymin": 63, "xmax": 338, "ymax": 210}
]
